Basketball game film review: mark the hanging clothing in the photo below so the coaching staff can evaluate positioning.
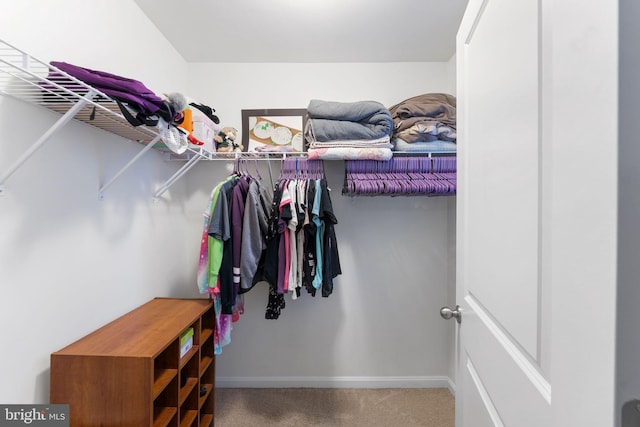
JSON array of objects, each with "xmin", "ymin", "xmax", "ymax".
[
  {"xmin": 311, "ymin": 179, "xmax": 324, "ymax": 290},
  {"xmin": 197, "ymin": 178, "xmax": 228, "ymax": 295},
  {"xmin": 239, "ymin": 178, "xmax": 273, "ymax": 294},
  {"xmin": 302, "ymin": 179, "xmax": 318, "ymax": 296},
  {"xmin": 319, "ymin": 179, "xmax": 341, "ymax": 297},
  {"xmin": 210, "ymin": 178, "xmax": 237, "ymax": 315},
  {"xmin": 253, "ymin": 180, "xmax": 284, "ymax": 290},
  {"xmin": 264, "ymin": 174, "xmax": 341, "ymax": 309},
  {"xmin": 256, "ymin": 180, "xmax": 286, "ymax": 319},
  {"xmin": 231, "ymin": 176, "xmax": 250, "ymax": 316},
  {"xmin": 196, "ymin": 175, "xmax": 237, "ymax": 354},
  {"xmin": 294, "ymin": 179, "xmax": 307, "ymax": 297},
  {"xmin": 196, "ymin": 158, "xmax": 342, "ymax": 350}
]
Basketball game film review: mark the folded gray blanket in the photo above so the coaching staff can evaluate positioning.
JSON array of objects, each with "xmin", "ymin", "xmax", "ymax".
[{"xmin": 306, "ymin": 99, "xmax": 393, "ymax": 142}]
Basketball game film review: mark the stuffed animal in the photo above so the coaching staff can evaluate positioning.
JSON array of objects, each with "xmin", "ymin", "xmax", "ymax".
[
  {"xmin": 162, "ymin": 92, "xmax": 188, "ymax": 125},
  {"xmin": 215, "ymin": 127, "xmax": 243, "ymax": 152}
]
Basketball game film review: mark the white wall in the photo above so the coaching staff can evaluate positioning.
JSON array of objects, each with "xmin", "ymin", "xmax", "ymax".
[
  {"xmin": 0, "ymin": 0, "xmax": 458, "ymax": 403},
  {"xmin": 187, "ymin": 62, "xmax": 453, "ymax": 132},
  {"xmin": 184, "ymin": 62, "xmax": 456, "ymax": 388},
  {"xmin": 0, "ymin": 0, "xmax": 194, "ymax": 404},
  {"xmin": 446, "ymin": 54, "xmax": 457, "ymax": 94},
  {"xmin": 0, "ymin": 1, "xmax": 188, "ymax": 94},
  {"xmin": 617, "ymin": 0, "xmax": 640, "ymax": 425}
]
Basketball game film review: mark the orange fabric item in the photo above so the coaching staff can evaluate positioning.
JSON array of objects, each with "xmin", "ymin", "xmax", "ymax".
[{"xmin": 180, "ymin": 108, "xmax": 194, "ymax": 134}]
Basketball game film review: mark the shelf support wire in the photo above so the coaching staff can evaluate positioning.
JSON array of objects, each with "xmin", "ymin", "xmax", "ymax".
[
  {"xmin": 267, "ymin": 156, "xmax": 274, "ymax": 188},
  {"xmin": 98, "ymin": 134, "xmax": 161, "ymax": 200},
  {"xmin": 153, "ymin": 153, "xmax": 203, "ymax": 199},
  {"xmin": 0, "ymin": 90, "xmax": 97, "ymax": 194}
]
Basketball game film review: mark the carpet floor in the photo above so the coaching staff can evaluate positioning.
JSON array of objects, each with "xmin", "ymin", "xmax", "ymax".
[{"xmin": 215, "ymin": 388, "xmax": 454, "ymax": 427}]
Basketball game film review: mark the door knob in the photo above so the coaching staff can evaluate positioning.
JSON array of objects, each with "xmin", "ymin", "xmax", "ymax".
[{"xmin": 440, "ymin": 305, "xmax": 462, "ymax": 323}]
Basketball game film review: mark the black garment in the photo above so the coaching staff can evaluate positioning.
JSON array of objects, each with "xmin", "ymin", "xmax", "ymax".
[
  {"xmin": 217, "ymin": 179, "xmax": 238, "ymax": 315},
  {"xmin": 253, "ymin": 181, "xmax": 284, "ymax": 290},
  {"xmin": 258, "ymin": 181, "xmax": 289, "ymax": 318},
  {"xmin": 265, "ymin": 287, "xmax": 286, "ymax": 319},
  {"xmin": 207, "ymin": 177, "xmax": 239, "ymax": 315},
  {"xmin": 319, "ymin": 179, "xmax": 341, "ymax": 297},
  {"xmin": 302, "ymin": 180, "xmax": 318, "ymax": 296},
  {"xmin": 230, "ymin": 176, "xmax": 250, "ymax": 308}
]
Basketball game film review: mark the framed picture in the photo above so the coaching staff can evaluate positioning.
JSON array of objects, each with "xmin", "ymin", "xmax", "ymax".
[{"xmin": 241, "ymin": 109, "xmax": 307, "ymax": 153}]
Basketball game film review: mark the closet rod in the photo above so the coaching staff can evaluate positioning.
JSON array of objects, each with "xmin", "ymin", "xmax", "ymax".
[
  {"xmin": 162, "ymin": 151, "xmax": 455, "ymax": 161},
  {"xmin": 165, "ymin": 151, "xmax": 309, "ymax": 161},
  {"xmin": 391, "ymin": 151, "xmax": 456, "ymax": 158},
  {"xmin": 153, "ymin": 151, "xmax": 309, "ymax": 199}
]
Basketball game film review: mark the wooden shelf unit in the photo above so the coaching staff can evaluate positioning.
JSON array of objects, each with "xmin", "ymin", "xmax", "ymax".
[{"xmin": 50, "ymin": 298, "xmax": 216, "ymax": 427}]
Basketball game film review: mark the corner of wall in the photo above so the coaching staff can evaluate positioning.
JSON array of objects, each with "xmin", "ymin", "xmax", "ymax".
[{"xmin": 446, "ymin": 54, "xmax": 457, "ymax": 95}]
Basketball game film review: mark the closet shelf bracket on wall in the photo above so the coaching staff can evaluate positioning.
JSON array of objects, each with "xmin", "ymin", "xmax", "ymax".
[
  {"xmin": 153, "ymin": 152, "xmax": 203, "ymax": 200},
  {"xmin": 0, "ymin": 38, "xmax": 212, "ymax": 200},
  {"xmin": 0, "ymin": 88, "xmax": 96, "ymax": 197},
  {"xmin": 97, "ymin": 135, "xmax": 161, "ymax": 200}
]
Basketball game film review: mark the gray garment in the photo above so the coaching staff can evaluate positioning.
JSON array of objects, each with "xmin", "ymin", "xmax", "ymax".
[
  {"xmin": 208, "ymin": 178, "xmax": 236, "ymax": 241},
  {"xmin": 240, "ymin": 179, "xmax": 273, "ymax": 291}
]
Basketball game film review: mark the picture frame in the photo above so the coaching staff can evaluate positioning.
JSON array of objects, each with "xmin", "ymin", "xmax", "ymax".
[{"xmin": 241, "ymin": 108, "xmax": 307, "ymax": 153}]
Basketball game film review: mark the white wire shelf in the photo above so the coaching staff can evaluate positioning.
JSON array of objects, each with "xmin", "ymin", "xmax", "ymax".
[
  {"xmin": 0, "ymin": 40, "xmax": 168, "ymax": 146},
  {"xmin": 0, "ymin": 38, "xmax": 213, "ymax": 199},
  {"xmin": 0, "ymin": 39, "xmax": 457, "ymax": 199}
]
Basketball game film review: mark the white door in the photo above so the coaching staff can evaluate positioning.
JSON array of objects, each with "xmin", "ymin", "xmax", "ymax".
[{"xmin": 453, "ymin": 0, "xmax": 618, "ymax": 426}]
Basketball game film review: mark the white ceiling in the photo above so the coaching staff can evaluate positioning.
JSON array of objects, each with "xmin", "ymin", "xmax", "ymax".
[{"xmin": 134, "ymin": 0, "xmax": 469, "ymax": 63}]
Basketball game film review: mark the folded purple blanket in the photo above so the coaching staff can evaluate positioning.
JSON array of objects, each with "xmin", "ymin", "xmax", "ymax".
[{"xmin": 48, "ymin": 61, "xmax": 163, "ymax": 116}]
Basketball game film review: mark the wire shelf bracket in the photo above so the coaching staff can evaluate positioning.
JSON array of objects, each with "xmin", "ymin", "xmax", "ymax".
[
  {"xmin": 153, "ymin": 154, "xmax": 203, "ymax": 200},
  {"xmin": 98, "ymin": 135, "xmax": 160, "ymax": 200},
  {"xmin": 0, "ymin": 90, "xmax": 97, "ymax": 197}
]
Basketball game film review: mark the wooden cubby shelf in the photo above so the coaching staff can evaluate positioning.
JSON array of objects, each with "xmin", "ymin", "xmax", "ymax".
[{"xmin": 50, "ymin": 298, "xmax": 216, "ymax": 426}]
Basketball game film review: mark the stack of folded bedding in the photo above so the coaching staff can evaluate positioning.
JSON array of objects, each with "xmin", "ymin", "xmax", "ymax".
[
  {"xmin": 388, "ymin": 93, "xmax": 457, "ymax": 153},
  {"xmin": 305, "ymin": 99, "xmax": 394, "ymax": 160}
]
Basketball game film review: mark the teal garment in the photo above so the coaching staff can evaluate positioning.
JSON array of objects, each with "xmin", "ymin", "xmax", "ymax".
[{"xmin": 312, "ymin": 179, "xmax": 324, "ymax": 289}]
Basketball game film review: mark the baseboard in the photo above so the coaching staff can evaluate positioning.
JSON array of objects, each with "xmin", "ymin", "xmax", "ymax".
[{"xmin": 216, "ymin": 375, "xmax": 455, "ymax": 394}]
